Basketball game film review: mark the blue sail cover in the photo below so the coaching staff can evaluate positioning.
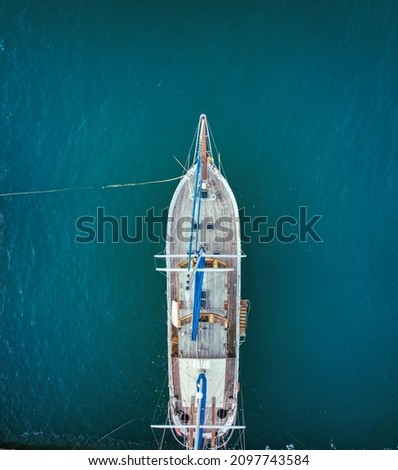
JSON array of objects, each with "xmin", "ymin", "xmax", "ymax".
[
  {"xmin": 196, "ymin": 373, "xmax": 207, "ymax": 449},
  {"xmin": 188, "ymin": 144, "xmax": 202, "ymax": 270},
  {"xmin": 191, "ymin": 254, "xmax": 205, "ymax": 341}
]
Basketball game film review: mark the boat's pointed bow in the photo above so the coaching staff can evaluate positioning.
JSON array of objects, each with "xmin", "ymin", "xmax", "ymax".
[{"xmin": 199, "ymin": 114, "xmax": 208, "ymax": 180}]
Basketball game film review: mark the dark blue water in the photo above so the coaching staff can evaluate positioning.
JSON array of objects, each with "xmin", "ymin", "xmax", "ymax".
[{"xmin": 1, "ymin": 0, "xmax": 397, "ymax": 450}]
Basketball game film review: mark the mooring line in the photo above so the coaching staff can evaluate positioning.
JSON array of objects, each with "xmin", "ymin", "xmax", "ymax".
[
  {"xmin": 0, "ymin": 187, "xmax": 91, "ymax": 197},
  {"xmin": 101, "ymin": 175, "xmax": 182, "ymax": 189},
  {"xmin": 0, "ymin": 175, "xmax": 183, "ymax": 198}
]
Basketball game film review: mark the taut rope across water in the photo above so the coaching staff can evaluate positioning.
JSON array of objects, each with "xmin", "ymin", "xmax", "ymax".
[{"xmin": 0, "ymin": 175, "xmax": 183, "ymax": 198}]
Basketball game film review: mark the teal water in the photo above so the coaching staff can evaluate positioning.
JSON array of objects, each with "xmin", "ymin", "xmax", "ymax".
[{"xmin": 1, "ymin": 0, "xmax": 398, "ymax": 450}]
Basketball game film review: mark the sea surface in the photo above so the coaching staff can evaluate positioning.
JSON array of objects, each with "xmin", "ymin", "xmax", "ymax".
[{"xmin": 1, "ymin": 0, "xmax": 397, "ymax": 450}]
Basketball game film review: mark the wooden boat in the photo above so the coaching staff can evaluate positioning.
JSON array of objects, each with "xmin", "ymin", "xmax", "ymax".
[{"xmin": 153, "ymin": 114, "xmax": 249, "ymax": 450}]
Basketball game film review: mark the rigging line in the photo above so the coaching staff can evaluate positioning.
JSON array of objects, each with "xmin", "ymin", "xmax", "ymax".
[
  {"xmin": 220, "ymin": 156, "xmax": 227, "ymax": 179},
  {"xmin": 201, "ymin": 272, "xmax": 224, "ymax": 289},
  {"xmin": 188, "ymin": 122, "xmax": 199, "ymax": 161},
  {"xmin": 0, "ymin": 175, "xmax": 183, "ymax": 198},
  {"xmin": 151, "ymin": 372, "xmax": 169, "ymax": 427},
  {"xmin": 239, "ymin": 379, "xmax": 246, "ymax": 450},
  {"xmin": 210, "ymin": 373, "xmax": 228, "ymax": 405},
  {"xmin": 283, "ymin": 429, "xmax": 308, "ymax": 451},
  {"xmin": 184, "ymin": 119, "xmax": 200, "ymax": 171},
  {"xmin": 173, "ymin": 155, "xmax": 188, "ymax": 173},
  {"xmin": 184, "ymin": 150, "xmax": 192, "ymax": 172},
  {"xmin": 150, "ymin": 371, "xmax": 169, "ymax": 450},
  {"xmin": 95, "ymin": 417, "xmax": 139, "ymax": 444},
  {"xmin": 207, "ymin": 122, "xmax": 220, "ymax": 158},
  {"xmin": 205, "ymin": 123, "xmax": 213, "ymax": 160},
  {"xmin": 245, "ymin": 406, "xmax": 309, "ymax": 450},
  {"xmin": 159, "ymin": 409, "xmax": 168, "ymax": 450},
  {"xmin": 192, "ymin": 119, "xmax": 201, "ymax": 163}
]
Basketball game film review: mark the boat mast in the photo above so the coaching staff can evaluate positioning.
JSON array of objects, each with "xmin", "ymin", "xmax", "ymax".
[
  {"xmin": 187, "ymin": 116, "xmax": 206, "ymax": 269},
  {"xmin": 200, "ymin": 114, "xmax": 208, "ymax": 181}
]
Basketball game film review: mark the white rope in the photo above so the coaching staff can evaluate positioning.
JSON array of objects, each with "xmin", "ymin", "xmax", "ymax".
[
  {"xmin": 0, "ymin": 186, "xmax": 93, "ymax": 197},
  {"xmin": 0, "ymin": 175, "xmax": 182, "ymax": 198},
  {"xmin": 101, "ymin": 175, "xmax": 182, "ymax": 189}
]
